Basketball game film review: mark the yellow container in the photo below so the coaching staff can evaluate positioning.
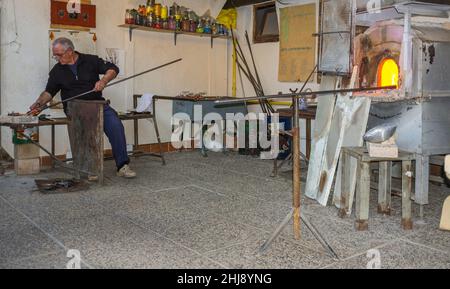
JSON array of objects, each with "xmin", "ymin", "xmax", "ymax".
[
  {"xmin": 161, "ymin": 5, "xmax": 168, "ymax": 19},
  {"xmin": 146, "ymin": 6, "xmax": 153, "ymax": 16},
  {"xmin": 154, "ymin": 3, "xmax": 161, "ymax": 17}
]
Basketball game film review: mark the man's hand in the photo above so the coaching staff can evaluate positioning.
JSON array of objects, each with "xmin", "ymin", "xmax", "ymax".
[
  {"xmin": 28, "ymin": 102, "xmax": 44, "ymax": 116},
  {"xmin": 29, "ymin": 101, "xmax": 42, "ymax": 111},
  {"xmin": 94, "ymin": 79, "xmax": 108, "ymax": 92},
  {"xmin": 28, "ymin": 92, "xmax": 53, "ymax": 115}
]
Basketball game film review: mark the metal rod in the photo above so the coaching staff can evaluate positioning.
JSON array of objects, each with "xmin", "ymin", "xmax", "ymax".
[
  {"xmin": 298, "ymin": 65, "xmax": 318, "ymax": 97},
  {"xmin": 245, "ymin": 31, "xmax": 263, "ymax": 94},
  {"xmin": 259, "ymin": 209, "xmax": 294, "ymax": 253},
  {"xmin": 244, "ymin": 30, "xmax": 274, "ymax": 113},
  {"xmin": 301, "ymin": 212, "xmax": 339, "ymax": 259},
  {"xmin": 292, "ymin": 95, "xmax": 301, "ymax": 240},
  {"xmin": 231, "ymin": 29, "xmax": 270, "ymax": 113},
  {"xmin": 16, "ymin": 131, "xmax": 94, "ymax": 176},
  {"xmin": 28, "ymin": 58, "xmax": 183, "ymax": 115},
  {"xmin": 215, "ymin": 85, "xmax": 397, "ymax": 104}
]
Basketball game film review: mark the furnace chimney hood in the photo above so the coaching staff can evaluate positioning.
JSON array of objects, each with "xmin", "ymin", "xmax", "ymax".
[{"xmin": 356, "ymin": 1, "xmax": 450, "ymax": 26}]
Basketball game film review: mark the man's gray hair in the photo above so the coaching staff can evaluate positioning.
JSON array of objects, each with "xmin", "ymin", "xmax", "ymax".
[{"xmin": 52, "ymin": 37, "xmax": 75, "ymax": 51}]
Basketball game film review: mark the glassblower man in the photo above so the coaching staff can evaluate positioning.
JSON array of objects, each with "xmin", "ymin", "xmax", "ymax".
[{"xmin": 30, "ymin": 37, "xmax": 136, "ymax": 178}]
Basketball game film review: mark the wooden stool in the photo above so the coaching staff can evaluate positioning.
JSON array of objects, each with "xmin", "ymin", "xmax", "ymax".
[{"xmin": 339, "ymin": 147, "xmax": 415, "ymax": 231}]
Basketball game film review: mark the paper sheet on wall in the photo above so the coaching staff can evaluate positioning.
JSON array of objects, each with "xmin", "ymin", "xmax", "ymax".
[{"xmin": 278, "ymin": 4, "xmax": 316, "ymax": 82}]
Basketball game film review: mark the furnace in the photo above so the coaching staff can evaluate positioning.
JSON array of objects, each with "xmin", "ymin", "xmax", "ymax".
[
  {"xmin": 322, "ymin": 0, "xmax": 450, "ymax": 212},
  {"xmin": 356, "ymin": 1, "xmax": 450, "ymax": 210}
]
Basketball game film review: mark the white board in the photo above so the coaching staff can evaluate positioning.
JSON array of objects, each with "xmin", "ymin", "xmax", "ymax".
[
  {"xmin": 305, "ymin": 75, "xmax": 339, "ymax": 199},
  {"xmin": 333, "ymin": 98, "xmax": 371, "ymax": 212}
]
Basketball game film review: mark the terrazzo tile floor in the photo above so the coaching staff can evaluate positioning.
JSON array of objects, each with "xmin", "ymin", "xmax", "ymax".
[{"xmin": 0, "ymin": 151, "xmax": 449, "ymax": 269}]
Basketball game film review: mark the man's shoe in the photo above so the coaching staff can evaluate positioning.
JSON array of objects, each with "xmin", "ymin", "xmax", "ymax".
[{"xmin": 117, "ymin": 164, "xmax": 137, "ymax": 178}]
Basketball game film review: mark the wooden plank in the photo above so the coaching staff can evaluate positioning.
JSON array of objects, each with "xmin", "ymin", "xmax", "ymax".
[
  {"xmin": 333, "ymin": 97, "xmax": 372, "ymax": 211},
  {"xmin": 50, "ymin": 24, "xmax": 91, "ymax": 32},
  {"xmin": 355, "ymin": 161, "xmax": 370, "ymax": 231},
  {"xmin": 278, "ymin": 4, "xmax": 316, "ymax": 82},
  {"xmin": 118, "ymin": 24, "xmax": 230, "ymax": 39},
  {"xmin": 305, "ymin": 75, "xmax": 339, "ymax": 200},
  {"xmin": 315, "ymin": 67, "xmax": 362, "ymax": 206},
  {"xmin": 338, "ymin": 150, "xmax": 351, "ymax": 218},
  {"xmin": 377, "ymin": 161, "xmax": 392, "ymax": 215},
  {"xmin": 440, "ymin": 196, "xmax": 450, "ymax": 231},
  {"xmin": 68, "ymin": 100, "xmax": 105, "ymax": 184}
]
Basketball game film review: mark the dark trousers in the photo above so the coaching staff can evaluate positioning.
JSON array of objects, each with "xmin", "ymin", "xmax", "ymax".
[{"xmin": 104, "ymin": 105, "xmax": 129, "ymax": 170}]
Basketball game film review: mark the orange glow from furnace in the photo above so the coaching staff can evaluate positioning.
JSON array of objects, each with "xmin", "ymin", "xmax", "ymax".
[{"xmin": 378, "ymin": 59, "xmax": 399, "ymax": 88}]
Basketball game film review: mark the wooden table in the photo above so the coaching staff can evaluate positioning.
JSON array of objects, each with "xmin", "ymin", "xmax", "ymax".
[
  {"xmin": 271, "ymin": 106, "xmax": 317, "ymax": 177},
  {"xmin": 339, "ymin": 147, "xmax": 416, "ymax": 231},
  {"xmin": 153, "ymin": 95, "xmax": 248, "ymax": 156},
  {"xmin": 1, "ymin": 109, "xmax": 164, "ymax": 169},
  {"xmin": 276, "ymin": 106, "xmax": 317, "ymax": 159}
]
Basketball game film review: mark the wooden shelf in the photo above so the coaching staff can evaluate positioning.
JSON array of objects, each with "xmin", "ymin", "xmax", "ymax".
[{"xmin": 118, "ymin": 24, "xmax": 230, "ymax": 48}]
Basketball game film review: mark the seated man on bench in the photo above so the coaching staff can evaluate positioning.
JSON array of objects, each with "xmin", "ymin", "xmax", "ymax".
[{"xmin": 29, "ymin": 37, "xmax": 136, "ymax": 178}]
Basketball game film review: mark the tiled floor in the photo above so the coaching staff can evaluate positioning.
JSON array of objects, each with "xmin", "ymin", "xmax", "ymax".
[{"xmin": 0, "ymin": 151, "xmax": 449, "ymax": 269}]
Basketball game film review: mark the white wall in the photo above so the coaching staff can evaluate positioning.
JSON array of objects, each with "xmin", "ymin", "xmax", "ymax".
[
  {"xmin": 229, "ymin": 0, "xmax": 320, "ymax": 152},
  {"xmin": 1, "ymin": 0, "xmax": 228, "ymax": 157},
  {"xmin": 1, "ymin": 0, "xmax": 320, "ymax": 158},
  {"xmin": 1, "ymin": 0, "xmax": 52, "ymax": 157}
]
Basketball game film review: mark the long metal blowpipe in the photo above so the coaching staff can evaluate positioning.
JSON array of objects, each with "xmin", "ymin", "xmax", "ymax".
[{"xmin": 27, "ymin": 58, "xmax": 183, "ymax": 115}]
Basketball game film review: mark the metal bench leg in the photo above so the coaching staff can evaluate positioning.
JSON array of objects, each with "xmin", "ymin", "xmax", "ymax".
[
  {"xmin": 355, "ymin": 161, "xmax": 370, "ymax": 231},
  {"xmin": 272, "ymin": 157, "xmax": 278, "ymax": 177},
  {"xmin": 152, "ymin": 115, "xmax": 166, "ymax": 165},
  {"xmin": 338, "ymin": 151, "xmax": 351, "ymax": 218},
  {"xmin": 402, "ymin": 160, "xmax": 413, "ymax": 230},
  {"xmin": 378, "ymin": 161, "xmax": 392, "ymax": 215}
]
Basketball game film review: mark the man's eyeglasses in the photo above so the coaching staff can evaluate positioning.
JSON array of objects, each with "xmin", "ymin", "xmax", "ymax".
[{"xmin": 52, "ymin": 49, "xmax": 70, "ymax": 60}]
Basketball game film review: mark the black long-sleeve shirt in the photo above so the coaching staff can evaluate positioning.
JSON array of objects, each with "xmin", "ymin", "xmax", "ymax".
[{"xmin": 45, "ymin": 52, "xmax": 119, "ymax": 111}]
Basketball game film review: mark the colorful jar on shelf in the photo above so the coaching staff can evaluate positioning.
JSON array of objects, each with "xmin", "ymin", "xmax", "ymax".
[
  {"xmin": 154, "ymin": 3, "xmax": 162, "ymax": 17},
  {"xmin": 154, "ymin": 16, "xmax": 162, "ymax": 29},
  {"xmin": 190, "ymin": 20, "xmax": 197, "ymax": 33},
  {"xmin": 162, "ymin": 19, "xmax": 169, "ymax": 30},
  {"xmin": 161, "ymin": 5, "xmax": 168, "ymax": 20},
  {"xmin": 196, "ymin": 20, "xmax": 204, "ymax": 34},
  {"xmin": 125, "ymin": 9, "xmax": 134, "ymax": 24},
  {"xmin": 211, "ymin": 21, "xmax": 218, "ymax": 35},
  {"xmin": 182, "ymin": 12, "xmax": 190, "ymax": 32},
  {"xmin": 203, "ymin": 19, "xmax": 212, "ymax": 34},
  {"xmin": 176, "ymin": 18, "xmax": 181, "ymax": 31},
  {"xmin": 147, "ymin": 13, "xmax": 154, "ymax": 27},
  {"xmin": 168, "ymin": 16, "xmax": 176, "ymax": 30},
  {"xmin": 146, "ymin": 5, "xmax": 153, "ymax": 16}
]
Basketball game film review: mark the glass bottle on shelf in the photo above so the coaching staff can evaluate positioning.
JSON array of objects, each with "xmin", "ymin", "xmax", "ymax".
[
  {"xmin": 182, "ymin": 10, "xmax": 190, "ymax": 32},
  {"xmin": 203, "ymin": 18, "xmax": 212, "ymax": 34},
  {"xmin": 196, "ymin": 19, "xmax": 204, "ymax": 34},
  {"xmin": 154, "ymin": 16, "xmax": 162, "ymax": 29},
  {"xmin": 154, "ymin": 3, "xmax": 162, "ymax": 18},
  {"xmin": 168, "ymin": 15, "xmax": 176, "ymax": 30},
  {"xmin": 211, "ymin": 21, "xmax": 218, "ymax": 35},
  {"xmin": 130, "ymin": 9, "xmax": 139, "ymax": 25},
  {"xmin": 146, "ymin": 0, "xmax": 152, "ymax": 16},
  {"xmin": 161, "ymin": 5, "xmax": 168, "ymax": 20},
  {"xmin": 162, "ymin": 19, "xmax": 169, "ymax": 30},
  {"xmin": 190, "ymin": 19, "xmax": 197, "ymax": 33},
  {"xmin": 125, "ymin": 9, "xmax": 134, "ymax": 24},
  {"xmin": 147, "ymin": 13, "xmax": 154, "ymax": 27}
]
